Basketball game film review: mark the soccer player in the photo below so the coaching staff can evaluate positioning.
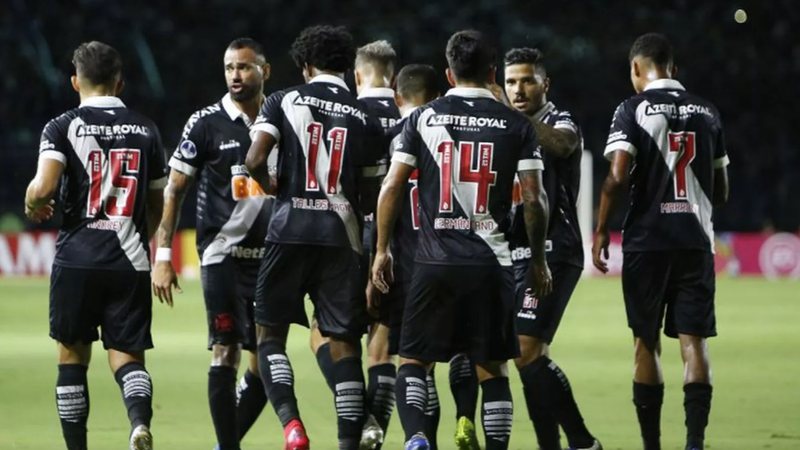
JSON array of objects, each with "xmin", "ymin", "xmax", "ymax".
[
  {"xmin": 151, "ymin": 38, "xmax": 272, "ymax": 450},
  {"xmin": 24, "ymin": 41, "xmax": 167, "ymax": 450},
  {"xmin": 372, "ymin": 30, "xmax": 553, "ymax": 450},
  {"xmin": 503, "ymin": 48, "xmax": 602, "ymax": 450},
  {"xmin": 593, "ymin": 33, "xmax": 729, "ymax": 450},
  {"xmin": 245, "ymin": 25, "xmax": 383, "ymax": 450}
]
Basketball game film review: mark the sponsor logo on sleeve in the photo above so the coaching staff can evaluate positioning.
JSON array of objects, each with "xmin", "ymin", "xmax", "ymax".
[
  {"xmin": 39, "ymin": 139, "xmax": 55, "ymax": 151},
  {"xmin": 179, "ymin": 140, "xmax": 197, "ymax": 159}
]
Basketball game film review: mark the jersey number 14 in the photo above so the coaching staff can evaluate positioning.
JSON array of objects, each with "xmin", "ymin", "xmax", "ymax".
[{"xmin": 437, "ymin": 140, "xmax": 497, "ymax": 214}]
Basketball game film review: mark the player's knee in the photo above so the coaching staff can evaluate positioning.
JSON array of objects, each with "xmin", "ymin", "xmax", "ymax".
[
  {"xmin": 58, "ymin": 342, "xmax": 91, "ymax": 365},
  {"xmin": 515, "ymin": 335, "xmax": 548, "ymax": 368},
  {"xmin": 211, "ymin": 343, "xmax": 241, "ymax": 368},
  {"xmin": 476, "ymin": 361, "xmax": 509, "ymax": 382},
  {"xmin": 256, "ymin": 324, "xmax": 287, "ymax": 345}
]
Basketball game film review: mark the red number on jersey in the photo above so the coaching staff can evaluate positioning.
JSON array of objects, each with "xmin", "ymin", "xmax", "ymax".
[
  {"xmin": 305, "ymin": 122, "xmax": 348, "ymax": 194},
  {"xmin": 86, "ymin": 148, "xmax": 141, "ymax": 218},
  {"xmin": 668, "ymin": 131, "xmax": 696, "ymax": 200},
  {"xmin": 408, "ymin": 169, "xmax": 420, "ymax": 230},
  {"xmin": 437, "ymin": 141, "xmax": 454, "ymax": 212},
  {"xmin": 459, "ymin": 142, "xmax": 496, "ymax": 214}
]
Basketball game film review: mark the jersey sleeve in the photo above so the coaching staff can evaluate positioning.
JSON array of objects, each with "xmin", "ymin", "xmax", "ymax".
[
  {"xmin": 38, "ymin": 118, "xmax": 70, "ymax": 165},
  {"xmin": 517, "ymin": 120, "xmax": 544, "ymax": 172},
  {"xmin": 169, "ymin": 114, "xmax": 208, "ymax": 177},
  {"xmin": 251, "ymin": 90, "xmax": 285, "ymax": 142},
  {"xmin": 148, "ymin": 124, "xmax": 169, "ymax": 189},
  {"xmin": 390, "ymin": 110, "xmax": 422, "ymax": 168},
  {"xmin": 713, "ymin": 117, "xmax": 729, "ymax": 169},
  {"xmin": 551, "ymin": 110, "xmax": 579, "ymax": 135},
  {"xmin": 604, "ymin": 100, "xmax": 638, "ymax": 159}
]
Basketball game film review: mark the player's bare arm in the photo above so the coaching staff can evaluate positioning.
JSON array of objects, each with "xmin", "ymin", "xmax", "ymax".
[
  {"xmin": 713, "ymin": 167, "xmax": 729, "ymax": 206},
  {"xmin": 531, "ymin": 120, "xmax": 579, "ymax": 158},
  {"xmin": 245, "ymin": 130, "xmax": 276, "ymax": 189},
  {"xmin": 372, "ymin": 160, "xmax": 414, "ymax": 293},
  {"xmin": 24, "ymin": 158, "xmax": 64, "ymax": 223},
  {"xmin": 592, "ymin": 149, "xmax": 632, "ymax": 273},
  {"xmin": 145, "ymin": 188, "xmax": 164, "ymax": 240},
  {"xmin": 518, "ymin": 168, "xmax": 553, "ymax": 298},
  {"xmin": 152, "ymin": 169, "xmax": 193, "ymax": 306}
]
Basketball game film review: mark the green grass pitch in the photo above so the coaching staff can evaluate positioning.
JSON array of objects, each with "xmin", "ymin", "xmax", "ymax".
[{"xmin": 1, "ymin": 276, "xmax": 798, "ymax": 449}]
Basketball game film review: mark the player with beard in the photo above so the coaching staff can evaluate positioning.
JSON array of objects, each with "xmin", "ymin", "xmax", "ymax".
[
  {"xmin": 245, "ymin": 25, "xmax": 385, "ymax": 450},
  {"xmin": 503, "ymin": 47, "xmax": 602, "ymax": 450},
  {"xmin": 152, "ymin": 38, "xmax": 273, "ymax": 450},
  {"xmin": 373, "ymin": 31, "xmax": 553, "ymax": 450},
  {"xmin": 25, "ymin": 41, "xmax": 167, "ymax": 450}
]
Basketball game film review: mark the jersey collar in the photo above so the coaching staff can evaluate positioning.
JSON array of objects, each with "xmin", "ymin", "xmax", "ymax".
[
  {"xmin": 358, "ymin": 87, "xmax": 395, "ymax": 99},
  {"xmin": 310, "ymin": 74, "xmax": 349, "ymax": 91},
  {"xmin": 401, "ymin": 106, "xmax": 419, "ymax": 119},
  {"xmin": 445, "ymin": 87, "xmax": 497, "ymax": 100},
  {"xmin": 643, "ymin": 78, "xmax": 685, "ymax": 92},
  {"xmin": 531, "ymin": 101, "xmax": 555, "ymax": 122},
  {"xmin": 221, "ymin": 93, "xmax": 265, "ymax": 126},
  {"xmin": 79, "ymin": 96, "xmax": 125, "ymax": 108}
]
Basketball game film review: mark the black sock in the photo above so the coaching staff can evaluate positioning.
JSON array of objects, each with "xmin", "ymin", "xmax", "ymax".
[
  {"xmin": 315, "ymin": 342, "xmax": 337, "ymax": 393},
  {"xmin": 395, "ymin": 364, "xmax": 428, "ymax": 441},
  {"xmin": 449, "ymin": 353, "xmax": 478, "ymax": 421},
  {"xmin": 333, "ymin": 356, "xmax": 367, "ymax": 450},
  {"xmin": 236, "ymin": 369, "xmax": 268, "ymax": 440},
  {"xmin": 684, "ymin": 383, "xmax": 712, "ymax": 449},
  {"xmin": 114, "ymin": 362, "xmax": 153, "ymax": 430},
  {"xmin": 367, "ymin": 363, "xmax": 396, "ymax": 432},
  {"xmin": 257, "ymin": 340, "xmax": 299, "ymax": 427},
  {"xmin": 208, "ymin": 366, "xmax": 238, "ymax": 450},
  {"xmin": 522, "ymin": 382, "xmax": 561, "ymax": 450},
  {"xmin": 480, "ymin": 377, "xmax": 513, "ymax": 450},
  {"xmin": 56, "ymin": 364, "xmax": 89, "ymax": 450},
  {"xmin": 633, "ymin": 382, "xmax": 664, "ymax": 450},
  {"xmin": 424, "ymin": 369, "xmax": 441, "ymax": 450},
  {"xmin": 520, "ymin": 356, "xmax": 594, "ymax": 448}
]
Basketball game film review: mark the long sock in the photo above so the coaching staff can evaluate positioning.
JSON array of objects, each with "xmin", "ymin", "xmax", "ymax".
[
  {"xmin": 395, "ymin": 364, "xmax": 429, "ymax": 441},
  {"xmin": 315, "ymin": 342, "xmax": 337, "ymax": 393},
  {"xmin": 333, "ymin": 356, "xmax": 367, "ymax": 450},
  {"xmin": 449, "ymin": 353, "xmax": 478, "ymax": 421},
  {"xmin": 423, "ymin": 368, "xmax": 441, "ymax": 450},
  {"xmin": 114, "ymin": 362, "xmax": 153, "ymax": 431},
  {"xmin": 520, "ymin": 356, "xmax": 594, "ymax": 448},
  {"xmin": 236, "ymin": 369, "xmax": 268, "ymax": 440},
  {"xmin": 56, "ymin": 364, "xmax": 89, "ymax": 450},
  {"xmin": 684, "ymin": 383, "xmax": 712, "ymax": 449},
  {"xmin": 522, "ymin": 382, "xmax": 561, "ymax": 450},
  {"xmin": 257, "ymin": 340, "xmax": 299, "ymax": 427},
  {"xmin": 367, "ymin": 363, "xmax": 396, "ymax": 433},
  {"xmin": 208, "ymin": 366, "xmax": 238, "ymax": 450},
  {"xmin": 480, "ymin": 377, "xmax": 513, "ymax": 450},
  {"xmin": 633, "ymin": 382, "xmax": 664, "ymax": 450}
]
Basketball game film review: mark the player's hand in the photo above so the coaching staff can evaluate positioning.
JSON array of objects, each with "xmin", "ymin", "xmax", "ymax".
[
  {"xmin": 365, "ymin": 279, "xmax": 382, "ymax": 319},
  {"xmin": 25, "ymin": 200, "xmax": 55, "ymax": 223},
  {"xmin": 528, "ymin": 259, "xmax": 553, "ymax": 298},
  {"xmin": 371, "ymin": 250, "xmax": 394, "ymax": 294},
  {"xmin": 152, "ymin": 261, "xmax": 181, "ymax": 307},
  {"xmin": 592, "ymin": 229, "xmax": 610, "ymax": 274}
]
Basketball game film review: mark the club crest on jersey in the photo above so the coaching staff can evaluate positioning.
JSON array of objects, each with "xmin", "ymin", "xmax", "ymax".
[{"xmin": 179, "ymin": 140, "xmax": 197, "ymax": 159}]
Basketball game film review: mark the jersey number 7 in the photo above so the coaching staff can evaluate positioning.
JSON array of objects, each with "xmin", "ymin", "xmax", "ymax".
[
  {"xmin": 668, "ymin": 131, "xmax": 696, "ymax": 200},
  {"xmin": 86, "ymin": 148, "xmax": 141, "ymax": 218}
]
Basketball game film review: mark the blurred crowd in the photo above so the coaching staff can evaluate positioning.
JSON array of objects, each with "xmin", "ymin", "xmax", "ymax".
[{"xmin": 2, "ymin": 0, "xmax": 798, "ymax": 231}]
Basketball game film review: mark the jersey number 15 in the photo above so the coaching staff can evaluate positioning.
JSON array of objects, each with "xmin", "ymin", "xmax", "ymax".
[{"xmin": 86, "ymin": 148, "xmax": 141, "ymax": 218}]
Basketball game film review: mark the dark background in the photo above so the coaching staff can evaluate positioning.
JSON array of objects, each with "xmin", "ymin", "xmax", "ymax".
[{"xmin": 2, "ymin": 0, "xmax": 798, "ymax": 231}]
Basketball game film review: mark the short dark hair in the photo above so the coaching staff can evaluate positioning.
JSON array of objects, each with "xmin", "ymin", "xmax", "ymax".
[
  {"xmin": 227, "ymin": 37, "xmax": 267, "ymax": 63},
  {"xmin": 396, "ymin": 64, "xmax": 438, "ymax": 101},
  {"xmin": 290, "ymin": 25, "xmax": 356, "ymax": 73},
  {"xmin": 504, "ymin": 47, "xmax": 546, "ymax": 76},
  {"xmin": 629, "ymin": 33, "xmax": 674, "ymax": 67},
  {"xmin": 445, "ymin": 30, "xmax": 496, "ymax": 83},
  {"xmin": 72, "ymin": 41, "xmax": 122, "ymax": 87}
]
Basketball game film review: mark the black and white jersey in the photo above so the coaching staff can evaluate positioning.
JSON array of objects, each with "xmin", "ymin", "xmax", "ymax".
[
  {"xmin": 169, "ymin": 94, "xmax": 273, "ymax": 266},
  {"xmin": 38, "ymin": 96, "xmax": 168, "ymax": 271},
  {"xmin": 506, "ymin": 102, "xmax": 584, "ymax": 268},
  {"xmin": 387, "ymin": 111, "xmax": 420, "ymax": 271},
  {"xmin": 358, "ymin": 87, "xmax": 400, "ymax": 131},
  {"xmin": 251, "ymin": 74, "xmax": 384, "ymax": 253},
  {"xmin": 392, "ymin": 87, "xmax": 543, "ymax": 267},
  {"xmin": 604, "ymin": 79, "xmax": 729, "ymax": 253}
]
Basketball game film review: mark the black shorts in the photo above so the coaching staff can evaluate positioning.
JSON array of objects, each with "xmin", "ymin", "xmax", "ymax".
[
  {"xmin": 201, "ymin": 258, "xmax": 259, "ymax": 351},
  {"xmin": 49, "ymin": 265, "xmax": 152, "ymax": 352},
  {"xmin": 381, "ymin": 254, "xmax": 412, "ymax": 355},
  {"xmin": 254, "ymin": 243, "xmax": 367, "ymax": 340},
  {"xmin": 622, "ymin": 250, "xmax": 717, "ymax": 349},
  {"xmin": 514, "ymin": 261, "xmax": 582, "ymax": 344},
  {"xmin": 399, "ymin": 263, "xmax": 519, "ymax": 363}
]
